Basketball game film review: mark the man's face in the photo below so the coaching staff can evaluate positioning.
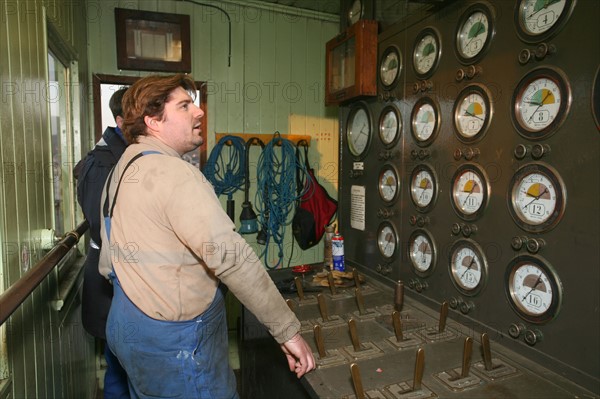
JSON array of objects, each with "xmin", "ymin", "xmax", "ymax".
[{"xmin": 154, "ymin": 87, "xmax": 204, "ymax": 155}]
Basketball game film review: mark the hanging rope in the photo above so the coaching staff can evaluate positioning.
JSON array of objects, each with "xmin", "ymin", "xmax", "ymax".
[{"xmin": 256, "ymin": 133, "xmax": 308, "ymax": 269}]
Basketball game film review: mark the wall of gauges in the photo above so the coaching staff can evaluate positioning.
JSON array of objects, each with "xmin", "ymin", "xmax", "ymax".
[{"xmin": 337, "ymin": 0, "xmax": 599, "ymax": 392}]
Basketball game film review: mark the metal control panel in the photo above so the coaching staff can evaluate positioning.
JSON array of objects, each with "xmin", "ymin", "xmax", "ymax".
[{"xmin": 337, "ymin": 0, "xmax": 599, "ymax": 395}]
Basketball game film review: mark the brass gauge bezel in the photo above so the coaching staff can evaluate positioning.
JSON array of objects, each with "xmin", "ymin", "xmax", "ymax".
[
  {"xmin": 408, "ymin": 229, "xmax": 437, "ymax": 278},
  {"xmin": 411, "ymin": 97, "xmax": 441, "ymax": 147},
  {"xmin": 512, "ymin": 67, "xmax": 571, "ymax": 140},
  {"xmin": 449, "ymin": 238, "xmax": 488, "ymax": 296},
  {"xmin": 506, "ymin": 254, "xmax": 562, "ymax": 324},
  {"xmin": 377, "ymin": 221, "xmax": 399, "ymax": 260},
  {"xmin": 346, "ymin": 102, "xmax": 372, "ymax": 160},
  {"xmin": 412, "ymin": 27, "xmax": 441, "ymax": 79},
  {"xmin": 379, "ymin": 105, "xmax": 401, "ymax": 148},
  {"xmin": 453, "ymin": 84, "xmax": 493, "ymax": 143},
  {"xmin": 378, "ymin": 163, "xmax": 400, "ymax": 204},
  {"xmin": 455, "ymin": 2, "xmax": 496, "ymax": 65},
  {"xmin": 451, "ymin": 163, "xmax": 490, "ymax": 221},
  {"xmin": 515, "ymin": 0, "xmax": 575, "ymax": 43},
  {"xmin": 508, "ymin": 162, "xmax": 566, "ymax": 233},
  {"xmin": 379, "ymin": 45, "xmax": 402, "ymax": 90},
  {"xmin": 409, "ymin": 164, "xmax": 438, "ymax": 213}
]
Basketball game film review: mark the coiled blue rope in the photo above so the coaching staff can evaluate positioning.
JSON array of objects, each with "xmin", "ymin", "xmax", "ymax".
[
  {"xmin": 256, "ymin": 133, "xmax": 308, "ymax": 269},
  {"xmin": 202, "ymin": 135, "xmax": 246, "ymax": 200}
]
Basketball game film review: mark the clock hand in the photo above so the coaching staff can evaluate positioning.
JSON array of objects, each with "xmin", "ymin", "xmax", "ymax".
[
  {"xmin": 522, "ymin": 187, "xmax": 549, "ymax": 209},
  {"xmin": 462, "ymin": 182, "xmax": 478, "ymax": 207},
  {"xmin": 527, "ymin": 0, "xmax": 561, "ymax": 19},
  {"xmin": 521, "ymin": 273, "xmax": 543, "ymax": 301},
  {"xmin": 462, "ymin": 14, "xmax": 485, "ymax": 50},
  {"xmin": 463, "ymin": 110, "xmax": 484, "ymax": 121},
  {"xmin": 526, "ymin": 90, "xmax": 553, "ymax": 123},
  {"xmin": 460, "ymin": 256, "xmax": 476, "ymax": 279}
]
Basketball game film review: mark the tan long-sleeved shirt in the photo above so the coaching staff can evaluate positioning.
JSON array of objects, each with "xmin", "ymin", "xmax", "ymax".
[{"xmin": 99, "ymin": 136, "xmax": 300, "ymax": 343}]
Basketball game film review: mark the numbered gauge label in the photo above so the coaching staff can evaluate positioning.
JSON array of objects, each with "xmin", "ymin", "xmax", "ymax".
[
  {"xmin": 377, "ymin": 222, "xmax": 399, "ymax": 260},
  {"xmin": 379, "ymin": 105, "xmax": 401, "ymax": 147},
  {"xmin": 451, "ymin": 164, "xmax": 490, "ymax": 221},
  {"xmin": 410, "ymin": 164, "xmax": 437, "ymax": 212},
  {"xmin": 506, "ymin": 255, "xmax": 562, "ymax": 323},
  {"xmin": 346, "ymin": 104, "xmax": 372, "ymax": 159},
  {"xmin": 455, "ymin": 3, "xmax": 495, "ymax": 64},
  {"xmin": 411, "ymin": 97, "xmax": 440, "ymax": 146},
  {"xmin": 453, "ymin": 84, "xmax": 493, "ymax": 142},
  {"xmin": 516, "ymin": 0, "xmax": 574, "ymax": 42},
  {"xmin": 413, "ymin": 27, "xmax": 441, "ymax": 78},
  {"xmin": 449, "ymin": 239, "xmax": 487, "ymax": 296},
  {"xmin": 509, "ymin": 163, "xmax": 566, "ymax": 232},
  {"xmin": 409, "ymin": 229, "xmax": 436, "ymax": 277},
  {"xmin": 378, "ymin": 164, "xmax": 400, "ymax": 204},
  {"xmin": 380, "ymin": 46, "xmax": 401, "ymax": 89},
  {"xmin": 512, "ymin": 67, "xmax": 571, "ymax": 139}
]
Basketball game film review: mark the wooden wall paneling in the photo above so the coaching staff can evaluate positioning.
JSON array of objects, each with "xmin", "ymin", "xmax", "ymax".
[
  {"xmin": 210, "ymin": 8, "xmax": 230, "ymax": 144},
  {"xmin": 289, "ymin": 17, "xmax": 308, "ymax": 137},
  {"xmin": 226, "ymin": 9, "xmax": 245, "ymax": 134},
  {"xmin": 258, "ymin": 13, "xmax": 277, "ymax": 134},
  {"xmin": 274, "ymin": 14, "xmax": 292, "ymax": 134},
  {"xmin": 243, "ymin": 10, "xmax": 261, "ymax": 134}
]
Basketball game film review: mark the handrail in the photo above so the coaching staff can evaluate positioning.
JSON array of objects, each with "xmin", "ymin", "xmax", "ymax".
[{"xmin": 0, "ymin": 221, "xmax": 88, "ymax": 326}]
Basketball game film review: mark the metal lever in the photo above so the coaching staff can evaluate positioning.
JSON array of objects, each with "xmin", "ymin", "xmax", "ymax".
[
  {"xmin": 392, "ymin": 310, "xmax": 404, "ymax": 342},
  {"xmin": 394, "ymin": 280, "xmax": 405, "ymax": 312},
  {"xmin": 461, "ymin": 337, "xmax": 473, "ymax": 378},
  {"xmin": 350, "ymin": 363, "xmax": 365, "ymax": 399},
  {"xmin": 286, "ymin": 299, "xmax": 294, "ymax": 312},
  {"xmin": 294, "ymin": 276, "xmax": 304, "ymax": 301},
  {"xmin": 313, "ymin": 324, "xmax": 326, "ymax": 359},
  {"xmin": 438, "ymin": 301, "xmax": 449, "ymax": 333},
  {"xmin": 352, "ymin": 267, "xmax": 361, "ymax": 288},
  {"xmin": 413, "ymin": 347, "xmax": 425, "ymax": 391},
  {"xmin": 348, "ymin": 318, "xmax": 362, "ymax": 352},
  {"xmin": 355, "ymin": 288, "xmax": 366, "ymax": 315},
  {"xmin": 327, "ymin": 271, "xmax": 337, "ymax": 295},
  {"xmin": 481, "ymin": 332, "xmax": 493, "ymax": 371},
  {"xmin": 317, "ymin": 293, "xmax": 329, "ymax": 322}
]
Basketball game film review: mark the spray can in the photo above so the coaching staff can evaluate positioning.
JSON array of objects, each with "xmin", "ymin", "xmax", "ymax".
[{"xmin": 332, "ymin": 232, "xmax": 345, "ymax": 272}]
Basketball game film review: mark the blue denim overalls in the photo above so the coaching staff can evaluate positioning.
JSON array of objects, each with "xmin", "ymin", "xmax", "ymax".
[{"xmin": 103, "ymin": 151, "xmax": 238, "ymax": 398}]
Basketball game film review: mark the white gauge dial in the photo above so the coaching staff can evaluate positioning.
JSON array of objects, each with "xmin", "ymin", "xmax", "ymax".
[
  {"xmin": 379, "ymin": 166, "xmax": 399, "ymax": 203},
  {"xmin": 377, "ymin": 223, "xmax": 397, "ymax": 259},
  {"xmin": 413, "ymin": 31, "xmax": 439, "ymax": 76},
  {"xmin": 347, "ymin": 106, "xmax": 371, "ymax": 157},
  {"xmin": 348, "ymin": 0, "xmax": 363, "ymax": 26},
  {"xmin": 516, "ymin": 76, "xmax": 563, "ymax": 132},
  {"xmin": 518, "ymin": 0, "xmax": 567, "ymax": 36},
  {"xmin": 412, "ymin": 100, "xmax": 438, "ymax": 144},
  {"xmin": 410, "ymin": 166, "xmax": 436, "ymax": 210},
  {"xmin": 452, "ymin": 166, "xmax": 488, "ymax": 218},
  {"xmin": 410, "ymin": 232, "xmax": 434, "ymax": 274},
  {"xmin": 380, "ymin": 48, "xmax": 401, "ymax": 88},
  {"xmin": 457, "ymin": 9, "xmax": 491, "ymax": 61},
  {"xmin": 379, "ymin": 107, "xmax": 400, "ymax": 146},
  {"xmin": 450, "ymin": 240, "xmax": 486, "ymax": 295},
  {"xmin": 455, "ymin": 89, "xmax": 489, "ymax": 139}
]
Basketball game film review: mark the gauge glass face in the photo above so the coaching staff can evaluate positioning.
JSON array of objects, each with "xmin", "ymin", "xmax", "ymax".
[
  {"xmin": 451, "ymin": 243, "xmax": 484, "ymax": 293},
  {"xmin": 413, "ymin": 32, "xmax": 439, "ymax": 76},
  {"xmin": 379, "ymin": 167, "xmax": 399, "ymax": 203},
  {"xmin": 379, "ymin": 108, "xmax": 400, "ymax": 146},
  {"xmin": 347, "ymin": 107, "xmax": 371, "ymax": 157},
  {"xmin": 380, "ymin": 49, "xmax": 401, "ymax": 87},
  {"xmin": 457, "ymin": 10, "xmax": 490, "ymax": 60},
  {"xmin": 412, "ymin": 102, "xmax": 437, "ymax": 143},
  {"xmin": 455, "ymin": 90, "xmax": 488, "ymax": 139},
  {"xmin": 348, "ymin": 0, "xmax": 362, "ymax": 25},
  {"xmin": 513, "ymin": 172, "xmax": 558, "ymax": 226},
  {"xmin": 518, "ymin": 0, "xmax": 567, "ymax": 36},
  {"xmin": 410, "ymin": 233, "xmax": 434, "ymax": 274},
  {"xmin": 378, "ymin": 224, "xmax": 397, "ymax": 259},
  {"xmin": 452, "ymin": 168, "xmax": 486, "ymax": 217},
  {"xmin": 410, "ymin": 167, "xmax": 435, "ymax": 210},
  {"xmin": 516, "ymin": 76, "xmax": 563, "ymax": 132},
  {"xmin": 510, "ymin": 262, "xmax": 554, "ymax": 316}
]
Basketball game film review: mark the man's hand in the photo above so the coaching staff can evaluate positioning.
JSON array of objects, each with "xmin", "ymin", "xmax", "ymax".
[{"xmin": 280, "ymin": 333, "xmax": 316, "ymax": 378}]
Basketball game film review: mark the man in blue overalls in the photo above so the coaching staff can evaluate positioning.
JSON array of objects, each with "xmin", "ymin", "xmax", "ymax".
[{"xmin": 98, "ymin": 74, "xmax": 315, "ymax": 398}]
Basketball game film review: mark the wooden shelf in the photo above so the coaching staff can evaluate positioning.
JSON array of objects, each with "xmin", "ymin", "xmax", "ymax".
[{"xmin": 214, "ymin": 133, "xmax": 311, "ymax": 146}]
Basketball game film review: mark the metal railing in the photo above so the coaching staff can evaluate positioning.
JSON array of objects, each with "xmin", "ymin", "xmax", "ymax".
[{"xmin": 0, "ymin": 221, "xmax": 88, "ymax": 326}]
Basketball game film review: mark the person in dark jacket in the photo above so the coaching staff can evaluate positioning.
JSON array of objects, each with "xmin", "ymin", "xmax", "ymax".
[{"xmin": 74, "ymin": 88, "xmax": 129, "ymax": 398}]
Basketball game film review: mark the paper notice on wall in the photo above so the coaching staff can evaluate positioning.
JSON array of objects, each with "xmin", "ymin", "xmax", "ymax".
[{"xmin": 350, "ymin": 185, "xmax": 366, "ymax": 231}]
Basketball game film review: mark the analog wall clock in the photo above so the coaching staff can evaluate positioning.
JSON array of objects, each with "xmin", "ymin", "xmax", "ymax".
[
  {"xmin": 411, "ymin": 97, "xmax": 440, "ymax": 147},
  {"xmin": 413, "ymin": 27, "xmax": 441, "ymax": 79},
  {"xmin": 451, "ymin": 163, "xmax": 490, "ymax": 221},
  {"xmin": 346, "ymin": 103, "xmax": 372, "ymax": 159},
  {"xmin": 455, "ymin": 3, "xmax": 495, "ymax": 64},
  {"xmin": 453, "ymin": 84, "xmax": 493, "ymax": 143},
  {"xmin": 379, "ymin": 105, "xmax": 401, "ymax": 147},
  {"xmin": 515, "ymin": 0, "xmax": 575, "ymax": 43},
  {"xmin": 449, "ymin": 239, "xmax": 488, "ymax": 296}
]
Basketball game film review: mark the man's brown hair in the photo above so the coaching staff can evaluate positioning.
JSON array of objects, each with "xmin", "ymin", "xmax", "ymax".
[{"xmin": 121, "ymin": 74, "xmax": 197, "ymax": 144}]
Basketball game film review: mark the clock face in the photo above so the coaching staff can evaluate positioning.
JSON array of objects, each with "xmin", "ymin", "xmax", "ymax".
[
  {"xmin": 451, "ymin": 164, "xmax": 489, "ymax": 220},
  {"xmin": 455, "ymin": 4, "xmax": 495, "ymax": 64},
  {"xmin": 378, "ymin": 164, "xmax": 400, "ymax": 204},
  {"xmin": 450, "ymin": 239, "xmax": 487, "ymax": 296},
  {"xmin": 453, "ymin": 84, "xmax": 493, "ymax": 142},
  {"xmin": 411, "ymin": 98, "xmax": 440, "ymax": 146},
  {"xmin": 410, "ymin": 164, "xmax": 437, "ymax": 212},
  {"xmin": 377, "ymin": 222, "xmax": 398, "ymax": 260},
  {"xmin": 348, "ymin": 0, "xmax": 363, "ymax": 26},
  {"xmin": 346, "ymin": 105, "xmax": 372, "ymax": 158},
  {"xmin": 413, "ymin": 28, "xmax": 441, "ymax": 78},
  {"xmin": 516, "ymin": 0, "xmax": 574, "ymax": 42},
  {"xmin": 380, "ymin": 46, "xmax": 401, "ymax": 88},
  {"xmin": 409, "ymin": 229, "xmax": 436, "ymax": 277},
  {"xmin": 379, "ymin": 106, "xmax": 401, "ymax": 147}
]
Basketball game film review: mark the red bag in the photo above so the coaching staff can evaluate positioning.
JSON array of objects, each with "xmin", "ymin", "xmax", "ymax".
[{"xmin": 292, "ymin": 144, "xmax": 337, "ymax": 250}]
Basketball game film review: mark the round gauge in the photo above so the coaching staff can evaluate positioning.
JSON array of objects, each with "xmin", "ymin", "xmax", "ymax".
[
  {"xmin": 506, "ymin": 255, "xmax": 562, "ymax": 323},
  {"xmin": 512, "ymin": 67, "xmax": 571, "ymax": 139},
  {"xmin": 515, "ymin": 0, "xmax": 574, "ymax": 42},
  {"xmin": 413, "ymin": 28, "xmax": 441, "ymax": 78},
  {"xmin": 377, "ymin": 222, "xmax": 398, "ymax": 260},
  {"xmin": 455, "ymin": 4, "xmax": 495, "ymax": 64},
  {"xmin": 346, "ymin": 104, "xmax": 372, "ymax": 159},
  {"xmin": 411, "ymin": 97, "xmax": 440, "ymax": 146},
  {"xmin": 451, "ymin": 164, "xmax": 489, "ymax": 221},
  {"xmin": 508, "ymin": 163, "xmax": 566, "ymax": 233},
  {"xmin": 379, "ymin": 106, "xmax": 401, "ymax": 147},
  {"xmin": 348, "ymin": 0, "xmax": 363, "ymax": 26},
  {"xmin": 409, "ymin": 229, "xmax": 436, "ymax": 277},
  {"xmin": 380, "ymin": 46, "xmax": 401, "ymax": 89},
  {"xmin": 453, "ymin": 84, "xmax": 493, "ymax": 142},
  {"xmin": 449, "ymin": 239, "xmax": 487, "ymax": 296},
  {"xmin": 378, "ymin": 164, "xmax": 400, "ymax": 204},
  {"xmin": 410, "ymin": 164, "xmax": 437, "ymax": 212}
]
